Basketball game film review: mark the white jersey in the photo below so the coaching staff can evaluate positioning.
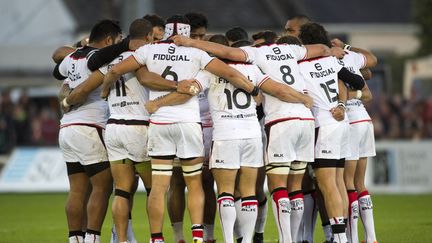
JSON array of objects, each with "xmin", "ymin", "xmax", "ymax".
[
  {"xmin": 241, "ymin": 44, "xmax": 314, "ymax": 124},
  {"xmin": 133, "ymin": 40, "xmax": 214, "ymax": 123},
  {"xmin": 299, "ymin": 56, "xmax": 346, "ymax": 127},
  {"xmin": 198, "ymin": 90, "xmax": 212, "ymax": 127},
  {"xmin": 58, "ymin": 46, "xmax": 109, "ymax": 128},
  {"xmin": 340, "ymin": 51, "xmax": 371, "ymax": 123},
  {"xmin": 195, "ymin": 63, "xmax": 267, "ymax": 140},
  {"xmin": 99, "ymin": 51, "xmax": 150, "ymax": 121}
]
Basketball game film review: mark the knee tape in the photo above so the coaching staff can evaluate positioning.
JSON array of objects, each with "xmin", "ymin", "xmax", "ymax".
[
  {"xmin": 289, "ymin": 161, "xmax": 307, "ymax": 175},
  {"xmin": 266, "ymin": 162, "xmax": 291, "ymax": 175},
  {"xmin": 152, "ymin": 163, "xmax": 173, "ymax": 176},
  {"xmin": 182, "ymin": 163, "xmax": 203, "ymax": 177},
  {"xmin": 114, "ymin": 189, "xmax": 131, "ymax": 200}
]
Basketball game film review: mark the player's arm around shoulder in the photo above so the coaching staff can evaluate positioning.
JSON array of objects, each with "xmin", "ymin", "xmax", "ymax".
[{"xmin": 259, "ymin": 78, "xmax": 313, "ymax": 108}]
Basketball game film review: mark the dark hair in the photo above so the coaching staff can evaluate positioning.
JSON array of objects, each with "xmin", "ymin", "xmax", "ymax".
[
  {"xmin": 225, "ymin": 27, "xmax": 248, "ymax": 42},
  {"xmin": 299, "ymin": 22, "xmax": 331, "ymax": 47},
  {"xmin": 276, "ymin": 35, "xmax": 302, "ymax": 45},
  {"xmin": 89, "ymin": 19, "xmax": 122, "ymax": 43},
  {"xmin": 166, "ymin": 15, "xmax": 190, "ymax": 25},
  {"xmin": 208, "ymin": 34, "xmax": 229, "ymax": 46},
  {"xmin": 184, "ymin": 12, "xmax": 208, "ymax": 30},
  {"xmin": 129, "ymin": 19, "xmax": 153, "ymax": 39},
  {"xmin": 231, "ymin": 40, "xmax": 252, "ymax": 47},
  {"xmin": 252, "ymin": 30, "xmax": 278, "ymax": 43},
  {"xmin": 143, "ymin": 14, "xmax": 165, "ymax": 28}
]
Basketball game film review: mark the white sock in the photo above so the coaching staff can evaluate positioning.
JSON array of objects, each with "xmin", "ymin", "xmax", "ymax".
[
  {"xmin": 238, "ymin": 196, "xmax": 259, "ymax": 242},
  {"xmin": 233, "ymin": 198, "xmax": 242, "ymax": 239},
  {"xmin": 303, "ymin": 191, "xmax": 318, "ymax": 242},
  {"xmin": 271, "ymin": 188, "xmax": 292, "ymax": 242},
  {"xmin": 218, "ymin": 193, "xmax": 236, "ymax": 243},
  {"xmin": 255, "ymin": 197, "xmax": 268, "ymax": 234},
  {"xmin": 110, "ymin": 225, "xmax": 118, "ymax": 243},
  {"xmin": 127, "ymin": 219, "xmax": 137, "ymax": 243},
  {"xmin": 204, "ymin": 223, "xmax": 215, "ymax": 241},
  {"xmin": 69, "ymin": 235, "xmax": 84, "ymax": 243},
  {"xmin": 172, "ymin": 222, "xmax": 184, "ymax": 243},
  {"xmin": 330, "ymin": 217, "xmax": 348, "ymax": 243},
  {"xmin": 322, "ymin": 223, "xmax": 333, "ymax": 241},
  {"xmin": 289, "ymin": 191, "xmax": 304, "ymax": 242},
  {"xmin": 358, "ymin": 191, "xmax": 377, "ymax": 243},
  {"xmin": 84, "ymin": 232, "xmax": 100, "ymax": 243},
  {"xmin": 347, "ymin": 190, "xmax": 359, "ymax": 243}
]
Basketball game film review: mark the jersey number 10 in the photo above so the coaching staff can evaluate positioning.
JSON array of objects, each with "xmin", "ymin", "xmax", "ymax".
[{"xmin": 224, "ymin": 89, "xmax": 251, "ymax": 110}]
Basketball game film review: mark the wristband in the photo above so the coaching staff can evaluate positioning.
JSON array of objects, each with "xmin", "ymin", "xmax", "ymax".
[
  {"xmin": 250, "ymin": 86, "xmax": 260, "ymax": 96},
  {"xmin": 343, "ymin": 44, "xmax": 351, "ymax": 51},
  {"xmin": 355, "ymin": 90, "xmax": 363, "ymax": 99},
  {"xmin": 62, "ymin": 98, "xmax": 70, "ymax": 108},
  {"xmin": 337, "ymin": 101, "xmax": 346, "ymax": 110}
]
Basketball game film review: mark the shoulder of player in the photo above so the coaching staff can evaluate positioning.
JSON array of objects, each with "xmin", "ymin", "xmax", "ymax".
[
  {"xmin": 67, "ymin": 46, "xmax": 97, "ymax": 60},
  {"xmin": 298, "ymin": 55, "xmax": 332, "ymax": 64}
]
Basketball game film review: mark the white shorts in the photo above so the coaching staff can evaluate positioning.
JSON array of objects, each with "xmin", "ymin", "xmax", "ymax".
[
  {"xmin": 105, "ymin": 123, "xmax": 149, "ymax": 162},
  {"xmin": 210, "ymin": 138, "xmax": 263, "ymax": 169},
  {"xmin": 315, "ymin": 122, "xmax": 351, "ymax": 159},
  {"xmin": 346, "ymin": 121, "xmax": 376, "ymax": 160},
  {"xmin": 59, "ymin": 125, "xmax": 108, "ymax": 165},
  {"xmin": 148, "ymin": 123, "xmax": 204, "ymax": 159},
  {"xmin": 265, "ymin": 119, "xmax": 315, "ymax": 164},
  {"xmin": 203, "ymin": 126, "xmax": 213, "ymax": 159}
]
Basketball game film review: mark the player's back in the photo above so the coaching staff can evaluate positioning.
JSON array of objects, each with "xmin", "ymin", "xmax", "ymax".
[
  {"xmin": 241, "ymin": 43, "xmax": 313, "ymax": 124},
  {"xmin": 59, "ymin": 46, "xmax": 108, "ymax": 127},
  {"xmin": 298, "ymin": 56, "xmax": 344, "ymax": 127},
  {"xmin": 199, "ymin": 62, "xmax": 264, "ymax": 140},
  {"xmin": 100, "ymin": 51, "xmax": 149, "ymax": 121},
  {"xmin": 133, "ymin": 40, "xmax": 214, "ymax": 123}
]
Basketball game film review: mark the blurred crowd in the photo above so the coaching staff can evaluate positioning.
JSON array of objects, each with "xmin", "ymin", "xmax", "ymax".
[
  {"xmin": 0, "ymin": 90, "xmax": 59, "ymax": 154},
  {"xmin": 0, "ymin": 89, "xmax": 431, "ymax": 154}
]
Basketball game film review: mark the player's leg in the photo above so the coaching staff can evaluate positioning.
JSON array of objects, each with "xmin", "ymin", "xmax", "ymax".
[
  {"xmin": 84, "ymin": 161, "xmax": 112, "ymax": 243},
  {"xmin": 110, "ymin": 160, "xmax": 136, "ymax": 242},
  {"xmin": 148, "ymin": 157, "xmax": 174, "ymax": 242},
  {"xmin": 202, "ymin": 165, "xmax": 217, "ymax": 242},
  {"xmin": 212, "ymin": 168, "xmax": 237, "ymax": 243},
  {"xmin": 238, "ymin": 166, "xmax": 259, "ymax": 242},
  {"xmin": 287, "ymin": 162, "xmax": 307, "ymax": 243},
  {"xmin": 336, "ymin": 160, "xmax": 348, "ymax": 228},
  {"xmin": 302, "ymin": 166, "xmax": 318, "ymax": 243},
  {"xmin": 345, "ymin": 159, "xmax": 359, "ymax": 243},
  {"xmin": 355, "ymin": 157, "xmax": 377, "ymax": 243},
  {"xmin": 316, "ymin": 188, "xmax": 332, "ymax": 242},
  {"xmin": 65, "ymin": 162, "xmax": 89, "ymax": 243},
  {"xmin": 253, "ymin": 166, "xmax": 267, "ymax": 243},
  {"xmin": 167, "ymin": 165, "xmax": 186, "ymax": 243}
]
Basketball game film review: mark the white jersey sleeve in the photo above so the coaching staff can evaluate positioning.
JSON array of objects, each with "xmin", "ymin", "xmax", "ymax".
[
  {"xmin": 291, "ymin": 44, "xmax": 308, "ymax": 60},
  {"xmin": 132, "ymin": 44, "xmax": 150, "ymax": 65},
  {"xmin": 58, "ymin": 54, "xmax": 71, "ymax": 78}
]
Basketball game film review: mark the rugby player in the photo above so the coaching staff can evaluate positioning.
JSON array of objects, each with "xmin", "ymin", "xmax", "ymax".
[
  {"xmin": 251, "ymin": 31, "xmax": 278, "ymax": 45},
  {"xmin": 53, "ymin": 19, "xmax": 122, "ymax": 243},
  {"xmin": 297, "ymin": 22, "xmax": 366, "ymax": 243},
  {"xmin": 101, "ymin": 15, "xmax": 261, "ymax": 243},
  {"xmin": 225, "ymin": 27, "xmax": 249, "ymax": 46},
  {"xmin": 143, "ymin": 14, "xmax": 165, "ymax": 42},
  {"xmin": 331, "ymin": 38, "xmax": 378, "ymax": 243}
]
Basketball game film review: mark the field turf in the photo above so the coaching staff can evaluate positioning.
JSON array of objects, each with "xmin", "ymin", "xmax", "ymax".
[{"xmin": 0, "ymin": 193, "xmax": 431, "ymax": 242}]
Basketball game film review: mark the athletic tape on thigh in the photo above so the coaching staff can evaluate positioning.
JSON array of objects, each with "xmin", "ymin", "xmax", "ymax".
[
  {"xmin": 114, "ymin": 189, "xmax": 131, "ymax": 200},
  {"xmin": 66, "ymin": 162, "xmax": 85, "ymax": 175},
  {"xmin": 266, "ymin": 162, "xmax": 291, "ymax": 175},
  {"xmin": 84, "ymin": 161, "xmax": 110, "ymax": 177},
  {"xmin": 152, "ymin": 164, "xmax": 173, "ymax": 176},
  {"xmin": 289, "ymin": 161, "xmax": 307, "ymax": 174},
  {"xmin": 182, "ymin": 163, "xmax": 203, "ymax": 177}
]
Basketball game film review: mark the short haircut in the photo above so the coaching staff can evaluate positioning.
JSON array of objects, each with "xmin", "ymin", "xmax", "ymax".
[
  {"xmin": 289, "ymin": 14, "xmax": 311, "ymax": 24},
  {"xmin": 252, "ymin": 30, "xmax": 278, "ymax": 43},
  {"xmin": 231, "ymin": 40, "xmax": 252, "ymax": 47},
  {"xmin": 299, "ymin": 22, "xmax": 331, "ymax": 47},
  {"xmin": 129, "ymin": 19, "xmax": 153, "ymax": 39},
  {"xmin": 276, "ymin": 35, "xmax": 302, "ymax": 45},
  {"xmin": 225, "ymin": 27, "xmax": 248, "ymax": 42},
  {"xmin": 89, "ymin": 19, "xmax": 122, "ymax": 43},
  {"xmin": 208, "ymin": 34, "xmax": 229, "ymax": 46},
  {"xmin": 184, "ymin": 12, "xmax": 208, "ymax": 30},
  {"xmin": 166, "ymin": 15, "xmax": 190, "ymax": 25},
  {"xmin": 143, "ymin": 14, "xmax": 165, "ymax": 28}
]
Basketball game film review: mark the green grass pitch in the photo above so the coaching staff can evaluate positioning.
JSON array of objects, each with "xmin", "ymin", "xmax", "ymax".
[{"xmin": 0, "ymin": 193, "xmax": 431, "ymax": 242}]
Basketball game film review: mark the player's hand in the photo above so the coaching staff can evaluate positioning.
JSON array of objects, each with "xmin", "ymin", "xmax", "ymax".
[
  {"xmin": 330, "ymin": 106, "xmax": 345, "ymax": 121},
  {"xmin": 331, "ymin": 38, "xmax": 345, "ymax": 48},
  {"xmin": 79, "ymin": 36, "xmax": 89, "ymax": 47},
  {"xmin": 177, "ymin": 79, "xmax": 199, "ymax": 95},
  {"xmin": 60, "ymin": 99, "xmax": 71, "ymax": 113},
  {"xmin": 100, "ymin": 89, "xmax": 110, "ymax": 99},
  {"xmin": 145, "ymin": 101, "xmax": 159, "ymax": 114},
  {"xmin": 172, "ymin": 35, "xmax": 193, "ymax": 47},
  {"xmin": 302, "ymin": 94, "xmax": 313, "ymax": 109},
  {"xmin": 330, "ymin": 46, "xmax": 345, "ymax": 59}
]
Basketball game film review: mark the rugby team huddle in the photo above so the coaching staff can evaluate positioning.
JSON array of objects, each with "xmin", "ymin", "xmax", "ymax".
[{"xmin": 52, "ymin": 12, "xmax": 379, "ymax": 243}]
